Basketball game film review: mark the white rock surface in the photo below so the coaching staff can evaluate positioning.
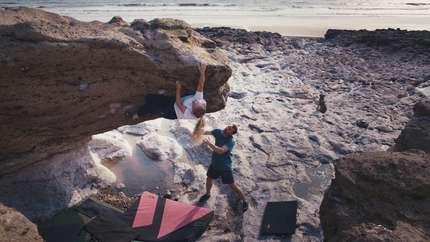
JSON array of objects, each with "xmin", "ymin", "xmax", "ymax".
[
  {"xmin": 88, "ymin": 130, "xmax": 132, "ymax": 160},
  {"xmin": 0, "ymin": 146, "xmax": 116, "ymax": 223},
  {"xmin": 137, "ymin": 133, "xmax": 183, "ymax": 162}
]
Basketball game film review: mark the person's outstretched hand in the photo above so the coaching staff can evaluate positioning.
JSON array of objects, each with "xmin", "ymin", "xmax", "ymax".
[
  {"xmin": 176, "ymin": 80, "xmax": 182, "ymax": 90},
  {"xmin": 198, "ymin": 61, "xmax": 207, "ymax": 73}
]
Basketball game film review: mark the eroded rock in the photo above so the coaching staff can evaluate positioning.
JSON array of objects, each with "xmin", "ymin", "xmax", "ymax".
[
  {"xmin": 390, "ymin": 98, "xmax": 430, "ymax": 153},
  {"xmin": 320, "ymin": 150, "xmax": 430, "ymax": 242},
  {"xmin": 0, "ymin": 203, "xmax": 43, "ymax": 241},
  {"xmin": 0, "ymin": 7, "xmax": 232, "ymax": 175}
]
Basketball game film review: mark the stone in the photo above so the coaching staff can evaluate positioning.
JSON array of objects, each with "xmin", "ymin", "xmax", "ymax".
[
  {"xmin": 390, "ymin": 98, "xmax": 430, "ymax": 153},
  {"xmin": 320, "ymin": 150, "xmax": 430, "ymax": 242},
  {"xmin": 0, "ymin": 7, "xmax": 232, "ymax": 175},
  {"xmin": 0, "ymin": 203, "xmax": 43, "ymax": 241}
]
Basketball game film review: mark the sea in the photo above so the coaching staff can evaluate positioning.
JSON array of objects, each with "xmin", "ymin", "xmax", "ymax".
[{"xmin": 1, "ymin": 0, "xmax": 429, "ymax": 36}]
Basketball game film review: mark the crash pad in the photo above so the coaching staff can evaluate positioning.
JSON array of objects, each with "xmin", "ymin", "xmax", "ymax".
[
  {"xmin": 260, "ymin": 201, "xmax": 298, "ymax": 235},
  {"xmin": 37, "ymin": 197, "xmax": 123, "ymax": 242},
  {"xmin": 121, "ymin": 191, "xmax": 214, "ymax": 242}
]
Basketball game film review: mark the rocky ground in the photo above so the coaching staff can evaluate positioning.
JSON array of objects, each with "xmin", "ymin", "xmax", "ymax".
[{"xmin": 89, "ymin": 28, "xmax": 430, "ymax": 241}]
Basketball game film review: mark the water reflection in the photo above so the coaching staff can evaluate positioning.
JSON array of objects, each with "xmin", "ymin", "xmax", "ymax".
[
  {"xmin": 105, "ymin": 134, "xmax": 175, "ymax": 196},
  {"xmin": 293, "ymin": 164, "xmax": 333, "ymax": 201}
]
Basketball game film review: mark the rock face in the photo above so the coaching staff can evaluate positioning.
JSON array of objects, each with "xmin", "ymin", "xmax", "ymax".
[
  {"xmin": 320, "ymin": 98, "xmax": 430, "ymax": 242},
  {"xmin": 390, "ymin": 99, "xmax": 430, "ymax": 153},
  {"xmin": 0, "ymin": 203, "xmax": 43, "ymax": 241},
  {"xmin": 0, "ymin": 8, "xmax": 232, "ymax": 175}
]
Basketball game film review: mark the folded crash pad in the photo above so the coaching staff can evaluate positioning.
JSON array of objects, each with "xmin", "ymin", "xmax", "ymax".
[{"xmin": 38, "ymin": 197, "xmax": 123, "ymax": 242}]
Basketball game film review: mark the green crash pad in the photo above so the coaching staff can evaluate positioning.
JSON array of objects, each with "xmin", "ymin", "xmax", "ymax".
[{"xmin": 38, "ymin": 197, "xmax": 123, "ymax": 242}]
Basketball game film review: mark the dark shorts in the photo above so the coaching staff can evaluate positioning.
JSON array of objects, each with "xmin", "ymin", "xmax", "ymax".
[
  {"xmin": 136, "ymin": 94, "xmax": 177, "ymax": 119},
  {"xmin": 207, "ymin": 164, "xmax": 234, "ymax": 184}
]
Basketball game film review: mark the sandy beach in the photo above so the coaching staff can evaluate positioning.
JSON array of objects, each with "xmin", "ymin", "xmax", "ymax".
[{"xmin": 187, "ymin": 16, "xmax": 430, "ymax": 37}]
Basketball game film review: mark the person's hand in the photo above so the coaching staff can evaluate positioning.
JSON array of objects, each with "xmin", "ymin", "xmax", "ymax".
[
  {"xmin": 198, "ymin": 61, "xmax": 207, "ymax": 73},
  {"xmin": 203, "ymin": 137, "xmax": 211, "ymax": 146},
  {"xmin": 175, "ymin": 80, "xmax": 181, "ymax": 90}
]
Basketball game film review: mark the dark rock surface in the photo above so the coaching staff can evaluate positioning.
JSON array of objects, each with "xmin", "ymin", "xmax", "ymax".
[
  {"xmin": 0, "ymin": 8, "xmax": 232, "ymax": 175},
  {"xmin": 320, "ymin": 99, "xmax": 430, "ymax": 242},
  {"xmin": 390, "ymin": 99, "xmax": 430, "ymax": 153}
]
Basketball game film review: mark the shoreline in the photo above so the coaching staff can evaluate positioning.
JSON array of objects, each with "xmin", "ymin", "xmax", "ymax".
[{"xmin": 187, "ymin": 16, "xmax": 430, "ymax": 37}]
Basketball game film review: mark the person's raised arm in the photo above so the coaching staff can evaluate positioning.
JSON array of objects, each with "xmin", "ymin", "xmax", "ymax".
[
  {"xmin": 196, "ymin": 61, "xmax": 207, "ymax": 93},
  {"xmin": 203, "ymin": 138, "xmax": 229, "ymax": 154},
  {"xmin": 175, "ymin": 81, "xmax": 186, "ymax": 114}
]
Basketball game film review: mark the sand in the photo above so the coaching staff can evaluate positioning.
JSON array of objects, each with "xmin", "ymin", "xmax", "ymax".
[{"xmin": 187, "ymin": 16, "xmax": 430, "ymax": 37}]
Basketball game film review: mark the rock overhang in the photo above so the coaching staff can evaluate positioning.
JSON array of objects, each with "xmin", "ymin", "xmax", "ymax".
[{"xmin": 0, "ymin": 7, "xmax": 232, "ymax": 175}]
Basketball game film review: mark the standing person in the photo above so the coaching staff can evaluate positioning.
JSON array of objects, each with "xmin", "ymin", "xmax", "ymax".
[
  {"xmin": 125, "ymin": 61, "xmax": 207, "ymax": 122},
  {"xmin": 199, "ymin": 124, "xmax": 249, "ymax": 213}
]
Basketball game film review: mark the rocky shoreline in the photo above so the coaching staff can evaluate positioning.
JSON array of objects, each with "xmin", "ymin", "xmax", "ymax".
[
  {"xmin": 91, "ymin": 27, "xmax": 430, "ymax": 241},
  {"xmin": 1, "ymin": 8, "xmax": 429, "ymax": 241}
]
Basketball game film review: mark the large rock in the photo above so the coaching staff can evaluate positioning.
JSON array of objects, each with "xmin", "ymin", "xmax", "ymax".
[
  {"xmin": 320, "ymin": 99, "xmax": 430, "ymax": 242},
  {"xmin": 320, "ymin": 150, "xmax": 430, "ymax": 242},
  {"xmin": 390, "ymin": 98, "xmax": 430, "ymax": 153},
  {"xmin": 0, "ymin": 203, "xmax": 43, "ymax": 241},
  {"xmin": 0, "ymin": 7, "xmax": 232, "ymax": 175}
]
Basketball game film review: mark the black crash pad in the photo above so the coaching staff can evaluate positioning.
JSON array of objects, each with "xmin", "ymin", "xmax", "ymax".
[{"xmin": 260, "ymin": 201, "xmax": 298, "ymax": 235}]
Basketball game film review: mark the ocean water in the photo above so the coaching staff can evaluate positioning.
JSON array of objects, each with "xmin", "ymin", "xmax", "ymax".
[{"xmin": 1, "ymin": 0, "xmax": 429, "ymax": 22}]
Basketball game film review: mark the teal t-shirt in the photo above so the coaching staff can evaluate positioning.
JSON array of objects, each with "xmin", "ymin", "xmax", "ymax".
[{"xmin": 211, "ymin": 129, "xmax": 235, "ymax": 171}]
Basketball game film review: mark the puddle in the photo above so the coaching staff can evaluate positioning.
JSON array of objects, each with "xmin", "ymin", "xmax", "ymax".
[
  {"xmin": 293, "ymin": 164, "xmax": 333, "ymax": 201},
  {"xmin": 99, "ymin": 120, "xmax": 180, "ymax": 196},
  {"xmin": 103, "ymin": 133, "xmax": 175, "ymax": 196}
]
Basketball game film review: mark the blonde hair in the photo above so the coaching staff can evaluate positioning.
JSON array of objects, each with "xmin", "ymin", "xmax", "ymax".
[{"xmin": 191, "ymin": 117, "xmax": 207, "ymax": 145}]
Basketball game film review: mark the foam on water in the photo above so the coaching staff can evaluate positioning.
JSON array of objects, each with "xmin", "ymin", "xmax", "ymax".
[{"xmin": 1, "ymin": 0, "xmax": 429, "ymax": 23}]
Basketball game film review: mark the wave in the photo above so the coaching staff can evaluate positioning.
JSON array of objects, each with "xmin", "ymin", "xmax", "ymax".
[
  {"xmin": 1, "ymin": 0, "xmax": 428, "ymax": 20},
  {"xmin": 117, "ymin": 3, "xmax": 238, "ymax": 7}
]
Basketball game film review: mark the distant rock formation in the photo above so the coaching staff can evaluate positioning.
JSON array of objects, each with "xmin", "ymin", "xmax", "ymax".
[
  {"xmin": 0, "ymin": 7, "xmax": 232, "ymax": 176},
  {"xmin": 320, "ymin": 98, "xmax": 430, "ymax": 242},
  {"xmin": 324, "ymin": 28, "xmax": 430, "ymax": 55}
]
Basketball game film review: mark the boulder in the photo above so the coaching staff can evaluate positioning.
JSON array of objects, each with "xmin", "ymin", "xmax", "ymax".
[
  {"xmin": 0, "ymin": 7, "xmax": 232, "ymax": 176},
  {"xmin": 320, "ymin": 99, "xmax": 430, "ymax": 242},
  {"xmin": 390, "ymin": 98, "xmax": 430, "ymax": 153},
  {"xmin": 0, "ymin": 203, "xmax": 43, "ymax": 241}
]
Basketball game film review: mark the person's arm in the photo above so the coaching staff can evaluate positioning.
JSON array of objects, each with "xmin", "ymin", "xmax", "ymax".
[
  {"xmin": 196, "ymin": 61, "xmax": 207, "ymax": 93},
  {"xmin": 175, "ymin": 81, "xmax": 186, "ymax": 114},
  {"xmin": 203, "ymin": 130, "xmax": 212, "ymax": 135},
  {"xmin": 203, "ymin": 139, "xmax": 229, "ymax": 154}
]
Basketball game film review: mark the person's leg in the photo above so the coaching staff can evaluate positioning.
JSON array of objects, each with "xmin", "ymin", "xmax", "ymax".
[
  {"xmin": 146, "ymin": 94, "xmax": 175, "ymax": 107},
  {"xmin": 136, "ymin": 94, "xmax": 177, "ymax": 119},
  {"xmin": 200, "ymin": 165, "xmax": 219, "ymax": 202},
  {"xmin": 227, "ymin": 183, "xmax": 247, "ymax": 203},
  {"xmin": 221, "ymin": 171, "xmax": 249, "ymax": 212},
  {"xmin": 205, "ymin": 177, "xmax": 213, "ymax": 196}
]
